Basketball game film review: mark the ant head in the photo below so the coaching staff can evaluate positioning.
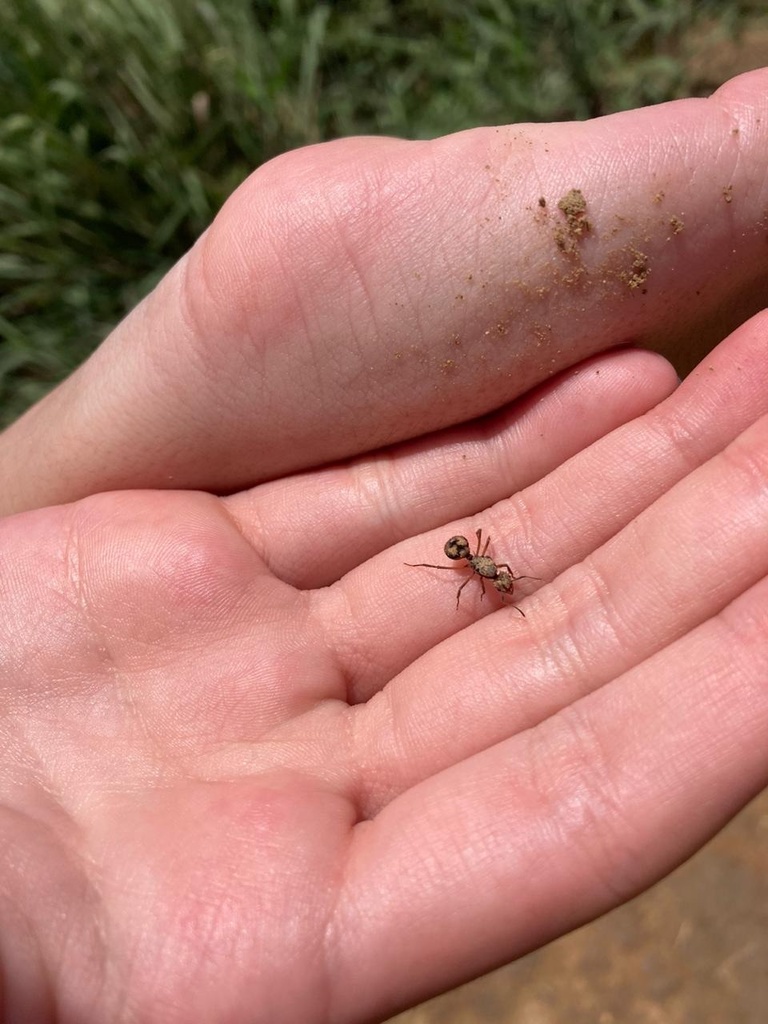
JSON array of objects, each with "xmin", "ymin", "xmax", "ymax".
[{"xmin": 444, "ymin": 535, "xmax": 471, "ymax": 561}]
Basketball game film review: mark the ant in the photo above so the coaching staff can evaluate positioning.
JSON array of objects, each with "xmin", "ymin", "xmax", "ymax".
[{"xmin": 405, "ymin": 529, "xmax": 538, "ymax": 615}]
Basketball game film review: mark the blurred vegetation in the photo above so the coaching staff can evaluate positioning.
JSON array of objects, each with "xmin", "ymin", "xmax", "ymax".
[{"xmin": 0, "ymin": 0, "xmax": 761, "ymax": 425}]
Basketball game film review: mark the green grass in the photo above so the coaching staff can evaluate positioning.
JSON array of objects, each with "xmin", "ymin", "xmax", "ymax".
[{"xmin": 0, "ymin": 0, "xmax": 758, "ymax": 426}]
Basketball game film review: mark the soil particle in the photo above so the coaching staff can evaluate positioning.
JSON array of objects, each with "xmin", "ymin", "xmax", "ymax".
[
  {"xmin": 553, "ymin": 188, "xmax": 592, "ymax": 255},
  {"xmin": 619, "ymin": 248, "xmax": 650, "ymax": 290}
]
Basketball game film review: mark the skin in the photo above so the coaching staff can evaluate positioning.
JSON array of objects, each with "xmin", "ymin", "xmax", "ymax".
[{"xmin": 1, "ymin": 69, "xmax": 768, "ymax": 1023}]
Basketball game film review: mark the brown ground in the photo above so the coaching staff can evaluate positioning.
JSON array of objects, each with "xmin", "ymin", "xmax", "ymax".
[{"xmin": 389, "ymin": 20, "xmax": 768, "ymax": 1024}]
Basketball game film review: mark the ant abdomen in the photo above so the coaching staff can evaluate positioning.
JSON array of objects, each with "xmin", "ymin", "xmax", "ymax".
[{"xmin": 444, "ymin": 536, "xmax": 471, "ymax": 561}]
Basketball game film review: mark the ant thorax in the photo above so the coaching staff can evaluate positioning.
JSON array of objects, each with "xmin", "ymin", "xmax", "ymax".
[{"xmin": 472, "ymin": 556, "xmax": 498, "ymax": 579}]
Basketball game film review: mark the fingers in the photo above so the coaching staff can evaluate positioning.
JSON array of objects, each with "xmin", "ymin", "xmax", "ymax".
[
  {"xmin": 355, "ymin": 403, "xmax": 768, "ymax": 804},
  {"xmin": 325, "ymin": 310, "xmax": 768, "ymax": 707},
  {"xmin": 224, "ymin": 348, "xmax": 676, "ymax": 587},
  {"xmin": 2, "ymin": 71, "xmax": 768, "ymax": 514},
  {"xmin": 332, "ymin": 573, "xmax": 768, "ymax": 1023}
]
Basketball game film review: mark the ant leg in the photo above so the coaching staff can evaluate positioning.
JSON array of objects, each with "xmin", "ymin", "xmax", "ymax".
[
  {"xmin": 495, "ymin": 564, "xmax": 542, "ymax": 583},
  {"xmin": 455, "ymin": 577, "xmax": 472, "ymax": 609},
  {"xmin": 404, "ymin": 562, "xmax": 456, "ymax": 570},
  {"xmin": 499, "ymin": 592, "xmax": 526, "ymax": 617},
  {"xmin": 479, "ymin": 577, "xmax": 487, "ymax": 601}
]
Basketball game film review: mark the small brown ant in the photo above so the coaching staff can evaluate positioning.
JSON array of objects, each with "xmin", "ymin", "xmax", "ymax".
[{"xmin": 405, "ymin": 529, "xmax": 538, "ymax": 615}]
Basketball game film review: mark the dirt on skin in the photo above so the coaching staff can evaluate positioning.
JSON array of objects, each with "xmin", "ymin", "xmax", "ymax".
[
  {"xmin": 553, "ymin": 188, "xmax": 592, "ymax": 254},
  {"xmin": 619, "ymin": 247, "xmax": 651, "ymax": 290}
]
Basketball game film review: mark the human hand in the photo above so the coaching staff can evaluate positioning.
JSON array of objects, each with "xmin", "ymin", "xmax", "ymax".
[
  {"xmin": 4, "ymin": 310, "xmax": 768, "ymax": 1023},
  {"xmin": 0, "ymin": 70, "xmax": 767, "ymax": 514},
  {"xmin": 3, "ymin": 69, "xmax": 768, "ymax": 1024}
]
